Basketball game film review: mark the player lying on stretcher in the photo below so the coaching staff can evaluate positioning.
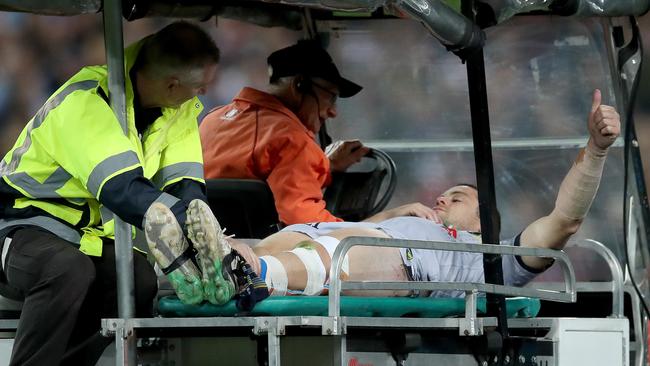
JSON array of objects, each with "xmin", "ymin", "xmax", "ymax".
[{"xmin": 144, "ymin": 90, "xmax": 619, "ymax": 309}]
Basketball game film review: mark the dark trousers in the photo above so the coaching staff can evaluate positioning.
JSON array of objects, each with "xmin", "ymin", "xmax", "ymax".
[{"xmin": 3, "ymin": 227, "xmax": 157, "ymax": 366}]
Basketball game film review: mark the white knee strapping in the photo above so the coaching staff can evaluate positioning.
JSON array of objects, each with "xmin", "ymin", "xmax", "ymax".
[
  {"xmin": 313, "ymin": 236, "xmax": 349, "ymax": 276},
  {"xmin": 290, "ymin": 247, "xmax": 326, "ymax": 295},
  {"xmin": 260, "ymin": 256, "xmax": 288, "ymax": 296}
]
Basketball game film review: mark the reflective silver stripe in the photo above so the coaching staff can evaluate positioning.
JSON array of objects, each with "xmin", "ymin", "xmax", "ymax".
[
  {"xmin": 152, "ymin": 162, "xmax": 204, "ymax": 189},
  {"xmin": 100, "ymin": 205, "xmax": 114, "ymax": 225},
  {"xmin": 154, "ymin": 192, "xmax": 180, "ymax": 209},
  {"xmin": 0, "ymin": 80, "xmax": 99, "ymax": 176},
  {"xmin": 4, "ymin": 167, "xmax": 72, "ymax": 199},
  {"xmin": 0, "ymin": 217, "xmax": 81, "ymax": 244},
  {"xmin": 142, "ymin": 193, "xmax": 180, "ymax": 229},
  {"xmin": 44, "ymin": 167, "xmax": 72, "ymax": 186},
  {"xmin": 87, "ymin": 151, "xmax": 140, "ymax": 197}
]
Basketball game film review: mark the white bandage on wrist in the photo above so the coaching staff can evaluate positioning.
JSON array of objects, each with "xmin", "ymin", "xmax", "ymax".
[
  {"xmin": 313, "ymin": 236, "xmax": 349, "ymax": 276},
  {"xmin": 555, "ymin": 145, "xmax": 607, "ymax": 220},
  {"xmin": 260, "ymin": 256, "xmax": 288, "ymax": 296},
  {"xmin": 290, "ymin": 247, "xmax": 326, "ymax": 295}
]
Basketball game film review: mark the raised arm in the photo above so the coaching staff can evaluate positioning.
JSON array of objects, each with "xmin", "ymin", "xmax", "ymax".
[{"xmin": 519, "ymin": 89, "xmax": 620, "ymax": 269}]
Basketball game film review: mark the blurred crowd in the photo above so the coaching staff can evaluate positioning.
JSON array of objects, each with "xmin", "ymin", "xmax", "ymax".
[{"xmin": 0, "ymin": 13, "xmax": 101, "ymax": 152}]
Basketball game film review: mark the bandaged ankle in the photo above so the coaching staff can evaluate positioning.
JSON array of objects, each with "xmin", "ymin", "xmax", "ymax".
[
  {"xmin": 290, "ymin": 247, "xmax": 326, "ymax": 295},
  {"xmin": 313, "ymin": 236, "xmax": 349, "ymax": 276},
  {"xmin": 555, "ymin": 145, "xmax": 607, "ymax": 220},
  {"xmin": 259, "ymin": 256, "xmax": 288, "ymax": 296}
]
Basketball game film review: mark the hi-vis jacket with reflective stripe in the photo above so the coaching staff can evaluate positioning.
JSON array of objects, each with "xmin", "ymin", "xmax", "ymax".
[{"xmin": 0, "ymin": 39, "xmax": 205, "ymax": 256}]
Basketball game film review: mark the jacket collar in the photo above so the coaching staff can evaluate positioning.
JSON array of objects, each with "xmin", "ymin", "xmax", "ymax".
[{"xmin": 97, "ymin": 37, "xmax": 147, "ymax": 108}]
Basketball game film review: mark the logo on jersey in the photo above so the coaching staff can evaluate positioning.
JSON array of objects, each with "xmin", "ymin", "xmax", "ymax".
[
  {"xmin": 221, "ymin": 108, "xmax": 240, "ymax": 120},
  {"xmin": 405, "ymin": 248, "xmax": 413, "ymax": 261}
]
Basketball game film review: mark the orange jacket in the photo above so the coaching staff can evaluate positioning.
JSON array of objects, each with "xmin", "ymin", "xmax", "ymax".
[{"xmin": 200, "ymin": 87, "xmax": 342, "ymax": 225}]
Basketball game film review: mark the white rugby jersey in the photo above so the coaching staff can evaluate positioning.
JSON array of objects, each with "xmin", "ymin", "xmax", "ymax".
[{"xmin": 282, "ymin": 217, "xmax": 542, "ymax": 298}]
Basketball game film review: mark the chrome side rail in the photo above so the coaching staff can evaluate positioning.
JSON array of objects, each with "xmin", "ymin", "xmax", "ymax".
[
  {"xmin": 328, "ymin": 237, "xmax": 577, "ymax": 319},
  {"xmin": 571, "ymin": 239, "xmax": 625, "ymax": 318},
  {"xmin": 524, "ymin": 239, "xmax": 625, "ymax": 317}
]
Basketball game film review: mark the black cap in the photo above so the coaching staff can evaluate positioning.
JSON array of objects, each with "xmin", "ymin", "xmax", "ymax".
[{"xmin": 267, "ymin": 40, "xmax": 362, "ymax": 98}]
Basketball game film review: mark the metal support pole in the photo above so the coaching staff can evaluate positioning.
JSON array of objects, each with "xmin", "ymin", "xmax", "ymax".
[
  {"xmin": 102, "ymin": 1, "xmax": 137, "ymax": 364},
  {"xmin": 267, "ymin": 328, "xmax": 281, "ymax": 366},
  {"xmin": 461, "ymin": 0, "xmax": 509, "ymax": 345}
]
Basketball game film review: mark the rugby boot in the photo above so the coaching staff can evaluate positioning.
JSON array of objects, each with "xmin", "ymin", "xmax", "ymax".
[
  {"xmin": 185, "ymin": 199, "xmax": 269, "ymax": 309},
  {"xmin": 144, "ymin": 202, "xmax": 204, "ymax": 305}
]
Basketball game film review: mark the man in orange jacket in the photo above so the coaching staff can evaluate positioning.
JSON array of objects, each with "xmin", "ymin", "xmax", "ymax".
[{"xmin": 200, "ymin": 40, "xmax": 369, "ymax": 225}]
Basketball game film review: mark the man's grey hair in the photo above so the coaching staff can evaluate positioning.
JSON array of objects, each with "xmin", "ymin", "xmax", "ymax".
[
  {"xmin": 268, "ymin": 75, "xmax": 295, "ymax": 92},
  {"xmin": 136, "ymin": 21, "xmax": 220, "ymax": 84}
]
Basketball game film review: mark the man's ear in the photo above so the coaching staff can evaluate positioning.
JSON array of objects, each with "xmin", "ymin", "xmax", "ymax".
[{"xmin": 167, "ymin": 77, "xmax": 180, "ymax": 92}]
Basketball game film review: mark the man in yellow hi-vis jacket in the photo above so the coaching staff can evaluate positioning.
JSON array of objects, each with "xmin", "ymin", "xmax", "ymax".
[{"xmin": 0, "ymin": 22, "xmax": 220, "ymax": 366}]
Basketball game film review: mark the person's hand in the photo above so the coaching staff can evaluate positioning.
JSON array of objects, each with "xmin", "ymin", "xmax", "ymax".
[
  {"xmin": 229, "ymin": 239, "xmax": 261, "ymax": 274},
  {"xmin": 587, "ymin": 89, "xmax": 620, "ymax": 152},
  {"xmin": 326, "ymin": 140, "xmax": 371, "ymax": 172}
]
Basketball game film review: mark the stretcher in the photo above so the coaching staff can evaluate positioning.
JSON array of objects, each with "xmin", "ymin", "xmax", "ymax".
[
  {"xmin": 98, "ymin": 236, "xmax": 630, "ymax": 366},
  {"xmin": 157, "ymin": 295, "xmax": 541, "ymax": 319}
]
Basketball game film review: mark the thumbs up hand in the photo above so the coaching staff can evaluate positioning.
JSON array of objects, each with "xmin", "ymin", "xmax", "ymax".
[{"xmin": 587, "ymin": 89, "xmax": 620, "ymax": 151}]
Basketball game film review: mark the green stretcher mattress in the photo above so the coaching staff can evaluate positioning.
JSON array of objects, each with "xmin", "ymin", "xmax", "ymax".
[{"xmin": 157, "ymin": 296, "xmax": 541, "ymax": 318}]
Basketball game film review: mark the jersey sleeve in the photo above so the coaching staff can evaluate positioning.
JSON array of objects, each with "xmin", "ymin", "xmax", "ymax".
[{"xmin": 500, "ymin": 233, "xmax": 547, "ymax": 286}]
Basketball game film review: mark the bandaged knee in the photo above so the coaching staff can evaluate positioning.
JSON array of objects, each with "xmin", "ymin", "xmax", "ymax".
[
  {"xmin": 313, "ymin": 236, "xmax": 349, "ymax": 278},
  {"xmin": 555, "ymin": 145, "xmax": 607, "ymax": 219},
  {"xmin": 291, "ymin": 246, "xmax": 326, "ymax": 295},
  {"xmin": 260, "ymin": 237, "xmax": 344, "ymax": 296},
  {"xmin": 260, "ymin": 246, "xmax": 327, "ymax": 296},
  {"xmin": 259, "ymin": 256, "xmax": 288, "ymax": 296}
]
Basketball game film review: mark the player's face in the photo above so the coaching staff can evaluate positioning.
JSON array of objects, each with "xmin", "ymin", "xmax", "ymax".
[{"xmin": 433, "ymin": 185, "xmax": 481, "ymax": 232}]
